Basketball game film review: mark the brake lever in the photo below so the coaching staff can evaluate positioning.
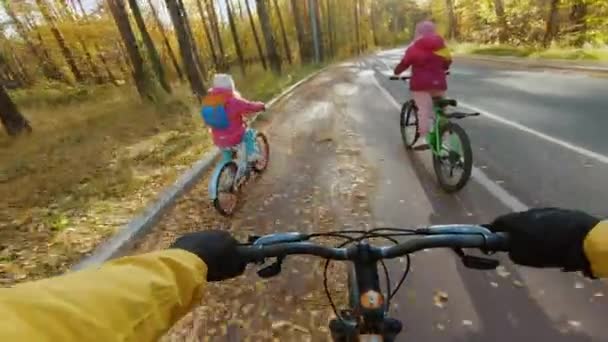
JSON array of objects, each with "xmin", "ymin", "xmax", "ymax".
[
  {"xmin": 257, "ymin": 256, "xmax": 284, "ymax": 278},
  {"xmin": 453, "ymin": 248, "xmax": 500, "ymax": 270}
]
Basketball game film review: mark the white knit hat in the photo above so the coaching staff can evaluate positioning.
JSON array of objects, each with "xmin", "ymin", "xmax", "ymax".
[{"xmin": 212, "ymin": 73, "xmax": 235, "ymax": 91}]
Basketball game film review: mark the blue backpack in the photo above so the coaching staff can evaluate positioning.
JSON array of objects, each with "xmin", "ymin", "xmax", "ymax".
[{"xmin": 201, "ymin": 94, "xmax": 230, "ymax": 129}]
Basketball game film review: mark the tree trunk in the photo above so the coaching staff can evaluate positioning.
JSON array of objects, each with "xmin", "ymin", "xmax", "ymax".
[
  {"xmin": 96, "ymin": 47, "xmax": 119, "ymax": 84},
  {"xmin": 196, "ymin": 0, "xmax": 220, "ymax": 69},
  {"xmin": 245, "ymin": 0, "xmax": 268, "ymax": 69},
  {"xmin": 35, "ymin": 0, "xmax": 85, "ymax": 83},
  {"xmin": 164, "ymin": 0, "xmax": 206, "ymax": 97},
  {"xmin": 225, "ymin": 0, "xmax": 246, "ymax": 74},
  {"xmin": 325, "ymin": 0, "xmax": 334, "ymax": 57},
  {"xmin": 70, "ymin": 0, "xmax": 119, "ymax": 84},
  {"xmin": 290, "ymin": 0, "xmax": 310, "ymax": 63},
  {"xmin": 178, "ymin": 0, "xmax": 207, "ymax": 77},
  {"xmin": 2, "ymin": 0, "xmax": 66, "ymax": 82},
  {"xmin": 0, "ymin": 86, "xmax": 31, "ymax": 136},
  {"xmin": 127, "ymin": 0, "xmax": 171, "ymax": 93},
  {"xmin": 147, "ymin": 0, "xmax": 184, "ymax": 81},
  {"xmin": 492, "ymin": 0, "xmax": 508, "ymax": 44},
  {"xmin": 444, "ymin": 0, "xmax": 459, "ymax": 40},
  {"xmin": 353, "ymin": 0, "xmax": 360, "ymax": 54},
  {"xmin": 311, "ymin": 0, "xmax": 324, "ymax": 61},
  {"xmin": 273, "ymin": 0, "xmax": 292, "ymax": 64},
  {"xmin": 236, "ymin": 0, "xmax": 244, "ymax": 20},
  {"xmin": 569, "ymin": 0, "xmax": 587, "ymax": 47},
  {"xmin": 370, "ymin": 0, "xmax": 378, "ymax": 46},
  {"xmin": 206, "ymin": 0, "xmax": 226, "ymax": 67},
  {"xmin": 107, "ymin": 0, "xmax": 153, "ymax": 99},
  {"xmin": 543, "ymin": 0, "xmax": 560, "ymax": 47},
  {"xmin": 256, "ymin": 0, "xmax": 281, "ymax": 73},
  {"xmin": 58, "ymin": 0, "xmax": 104, "ymax": 83}
]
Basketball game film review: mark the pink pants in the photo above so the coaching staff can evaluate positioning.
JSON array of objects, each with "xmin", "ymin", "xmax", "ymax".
[{"xmin": 411, "ymin": 90, "xmax": 445, "ymax": 135}]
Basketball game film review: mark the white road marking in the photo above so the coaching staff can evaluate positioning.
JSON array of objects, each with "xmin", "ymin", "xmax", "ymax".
[
  {"xmin": 457, "ymin": 101, "xmax": 608, "ymax": 165},
  {"xmin": 370, "ymin": 71, "xmax": 530, "ymax": 212}
]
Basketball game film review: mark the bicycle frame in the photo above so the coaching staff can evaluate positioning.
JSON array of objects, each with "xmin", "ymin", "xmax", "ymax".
[
  {"xmin": 429, "ymin": 105, "xmax": 448, "ymax": 155},
  {"xmin": 208, "ymin": 128, "xmax": 259, "ymax": 200},
  {"xmin": 329, "ymin": 242, "xmax": 402, "ymax": 341}
]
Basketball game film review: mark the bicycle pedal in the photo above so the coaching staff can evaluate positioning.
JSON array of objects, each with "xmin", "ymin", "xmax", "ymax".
[{"xmin": 412, "ymin": 144, "xmax": 430, "ymax": 151}]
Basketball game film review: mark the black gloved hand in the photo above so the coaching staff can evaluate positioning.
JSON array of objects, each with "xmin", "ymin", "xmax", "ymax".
[
  {"xmin": 488, "ymin": 208, "xmax": 599, "ymax": 276},
  {"xmin": 171, "ymin": 230, "xmax": 246, "ymax": 282}
]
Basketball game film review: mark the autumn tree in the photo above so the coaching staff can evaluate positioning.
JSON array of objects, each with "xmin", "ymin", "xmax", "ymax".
[
  {"xmin": 196, "ymin": 0, "xmax": 219, "ymax": 69},
  {"xmin": 126, "ymin": 0, "xmax": 171, "ymax": 93},
  {"xmin": 147, "ymin": 0, "xmax": 184, "ymax": 80},
  {"xmin": 245, "ymin": 0, "xmax": 268, "ymax": 68},
  {"xmin": 543, "ymin": 0, "xmax": 561, "ymax": 47},
  {"xmin": 0, "ymin": 86, "xmax": 31, "ymax": 136},
  {"xmin": 290, "ymin": 0, "xmax": 310, "ymax": 63},
  {"xmin": 256, "ymin": 0, "xmax": 281, "ymax": 73},
  {"xmin": 165, "ymin": 0, "xmax": 206, "ymax": 97},
  {"xmin": 273, "ymin": 0, "xmax": 292, "ymax": 64},
  {"xmin": 225, "ymin": 0, "xmax": 246, "ymax": 74},
  {"xmin": 107, "ymin": 0, "xmax": 155, "ymax": 99},
  {"xmin": 35, "ymin": 0, "xmax": 84, "ymax": 83},
  {"xmin": 2, "ymin": 0, "xmax": 66, "ymax": 82}
]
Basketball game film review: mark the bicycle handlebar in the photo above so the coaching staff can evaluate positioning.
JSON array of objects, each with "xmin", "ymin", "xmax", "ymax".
[{"xmin": 237, "ymin": 225, "xmax": 509, "ymax": 263}]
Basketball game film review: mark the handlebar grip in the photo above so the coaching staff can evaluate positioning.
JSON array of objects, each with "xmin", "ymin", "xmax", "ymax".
[
  {"xmin": 485, "ymin": 232, "xmax": 510, "ymax": 252},
  {"xmin": 389, "ymin": 76, "xmax": 400, "ymax": 80}
]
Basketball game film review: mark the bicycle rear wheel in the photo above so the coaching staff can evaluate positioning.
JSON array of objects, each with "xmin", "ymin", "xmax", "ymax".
[
  {"xmin": 213, "ymin": 162, "xmax": 239, "ymax": 216},
  {"xmin": 432, "ymin": 122, "xmax": 473, "ymax": 193},
  {"xmin": 400, "ymin": 100, "xmax": 419, "ymax": 149}
]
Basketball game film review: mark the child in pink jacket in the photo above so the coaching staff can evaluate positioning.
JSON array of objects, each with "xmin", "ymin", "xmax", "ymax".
[
  {"xmin": 204, "ymin": 74, "xmax": 265, "ymax": 149},
  {"xmin": 394, "ymin": 21, "xmax": 452, "ymax": 144}
]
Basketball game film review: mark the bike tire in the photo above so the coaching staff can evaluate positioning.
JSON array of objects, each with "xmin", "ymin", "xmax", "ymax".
[
  {"xmin": 400, "ymin": 100, "xmax": 419, "ymax": 149},
  {"xmin": 212, "ymin": 162, "xmax": 239, "ymax": 216},
  {"xmin": 432, "ymin": 122, "xmax": 473, "ymax": 193},
  {"xmin": 253, "ymin": 132, "xmax": 270, "ymax": 172}
]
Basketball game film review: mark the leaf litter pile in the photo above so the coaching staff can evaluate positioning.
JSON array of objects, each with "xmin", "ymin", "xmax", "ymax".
[{"xmin": 132, "ymin": 74, "xmax": 377, "ymax": 341}]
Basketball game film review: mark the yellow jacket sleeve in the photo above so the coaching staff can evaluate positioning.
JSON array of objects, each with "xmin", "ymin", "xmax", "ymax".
[
  {"xmin": 0, "ymin": 249, "xmax": 207, "ymax": 342},
  {"xmin": 584, "ymin": 220, "xmax": 608, "ymax": 278}
]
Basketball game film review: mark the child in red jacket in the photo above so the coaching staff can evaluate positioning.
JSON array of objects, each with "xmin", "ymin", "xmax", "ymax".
[{"xmin": 393, "ymin": 21, "xmax": 452, "ymax": 144}]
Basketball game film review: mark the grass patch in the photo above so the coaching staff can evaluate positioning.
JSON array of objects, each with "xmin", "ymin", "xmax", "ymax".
[
  {"xmin": 453, "ymin": 43, "xmax": 608, "ymax": 62},
  {"xmin": 0, "ymin": 62, "xmax": 324, "ymax": 284}
]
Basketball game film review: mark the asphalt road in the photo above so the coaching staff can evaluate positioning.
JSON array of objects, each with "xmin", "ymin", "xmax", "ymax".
[{"xmin": 341, "ymin": 50, "xmax": 608, "ymax": 341}]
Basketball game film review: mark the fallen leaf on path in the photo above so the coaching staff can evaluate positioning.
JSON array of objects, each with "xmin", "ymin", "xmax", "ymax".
[
  {"xmin": 436, "ymin": 323, "xmax": 445, "ymax": 331},
  {"xmin": 271, "ymin": 320, "xmax": 308, "ymax": 333},
  {"xmin": 462, "ymin": 320, "xmax": 473, "ymax": 326},
  {"xmin": 433, "ymin": 290, "xmax": 448, "ymax": 308},
  {"xmin": 490, "ymin": 282, "xmax": 499, "ymax": 288},
  {"xmin": 496, "ymin": 266, "xmax": 510, "ymax": 278},
  {"xmin": 568, "ymin": 320, "xmax": 582, "ymax": 328},
  {"xmin": 513, "ymin": 280, "xmax": 524, "ymax": 287}
]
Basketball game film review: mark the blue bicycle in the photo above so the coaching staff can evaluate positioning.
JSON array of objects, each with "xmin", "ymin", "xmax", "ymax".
[{"xmin": 209, "ymin": 128, "xmax": 269, "ymax": 216}]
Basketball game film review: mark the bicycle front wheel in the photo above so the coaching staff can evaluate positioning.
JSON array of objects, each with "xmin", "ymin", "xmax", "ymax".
[
  {"xmin": 432, "ymin": 122, "xmax": 473, "ymax": 193},
  {"xmin": 253, "ymin": 132, "xmax": 270, "ymax": 172},
  {"xmin": 400, "ymin": 100, "xmax": 419, "ymax": 149}
]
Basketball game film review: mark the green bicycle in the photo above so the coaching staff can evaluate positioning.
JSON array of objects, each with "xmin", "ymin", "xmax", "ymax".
[{"xmin": 390, "ymin": 75, "xmax": 479, "ymax": 192}]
